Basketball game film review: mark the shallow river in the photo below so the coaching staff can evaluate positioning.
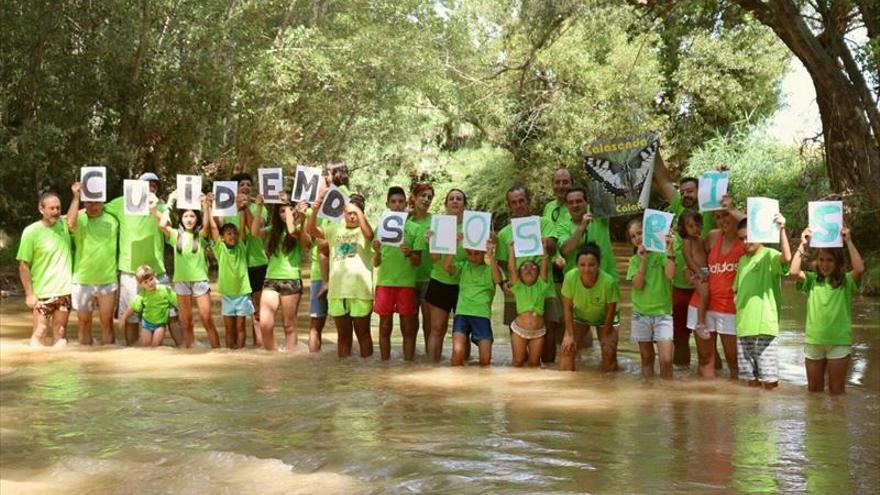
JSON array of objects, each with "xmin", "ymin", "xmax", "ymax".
[{"xmin": 1, "ymin": 281, "xmax": 878, "ymax": 494}]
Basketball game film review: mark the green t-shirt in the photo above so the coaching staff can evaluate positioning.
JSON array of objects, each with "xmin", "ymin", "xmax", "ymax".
[
  {"xmin": 307, "ymin": 208, "xmax": 325, "ymax": 281},
  {"xmin": 105, "ymin": 196, "xmax": 167, "ymax": 274},
  {"xmin": 221, "ymin": 203, "xmax": 269, "ymax": 268},
  {"xmin": 733, "ymin": 247, "xmax": 786, "ymax": 337},
  {"xmin": 409, "ymin": 214, "xmax": 433, "ymax": 283},
  {"xmin": 130, "ymin": 286, "xmax": 178, "ymax": 325},
  {"xmin": 511, "ymin": 279, "xmax": 549, "ymax": 315},
  {"xmin": 325, "ymin": 223, "xmax": 373, "ymax": 300},
  {"xmin": 72, "ymin": 211, "xmax": 118, "ymax": 285},
  {"xmin": 554, "ymin": 216, "xmax": 618, "ymax": 281},
  {"xmin": 561, "ymin": 269, "xmax": 619, "ymax": 326},
  {"xmin": 168, "ymin": 229, "xmax": 209, "ymax": 282},
  {"xmin": 797, "ymin": 271, "xmax": 859, "ymax": 345},
  {"xmin": 669, "ymin": 191, "xmax": 718, "ymax": 289},
  {"xmin": 455, "ymin": 261, "xmax": 496, "ymax": 319},
  {"xmin": 213, "ymin": 240, "xmax": 252, "ymax": 296},
  {"xmin": 542, "ymin": 199, "xmax": 572, "ymax": 227},
  {"xmin": 626, "ymin": 252, "xmax": 673, "ymax": 316},
  {"xmin": 376, "ymin": 219, "xmax": 425, "ymax": 288},
  {"xmin": 265, "ymin": 227, "xmax": 303, "ymax": 280},
  {"xmin": 495, "ymin": 217, "xmax": 557, "ymax": 300},
  {"xmin": 430, "ymin": 223, "xmax": 465, "ymax": 285},
  {"xmin": 17, "ymin": 220, "xmax": 73, "ymax": 298}
]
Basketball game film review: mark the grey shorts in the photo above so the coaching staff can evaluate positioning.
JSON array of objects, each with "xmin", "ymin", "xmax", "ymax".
[
  {"xmin": 72, "ymin": 282, "xmax": 118, "ymax": 312},
  {"xmin": 263, "ymin": 278, "xmax": 303, "ymax": 296},
  {"xmin": 737, "ymin": 335, "xmax": 779, "ymax": 384},
  {"xmin": 631, "ymin": 312, "xmax": 673, "ymax": 343},
  {"xmin": 119, "ymin": 272, "xmax": 178, "ymax": 323},
  {"xmin": 173, "ymin": 280, "xmax": 210, "ymax": 297}
]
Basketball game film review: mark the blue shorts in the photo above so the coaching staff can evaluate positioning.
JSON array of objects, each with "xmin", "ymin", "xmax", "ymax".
[
  {"xmin": 221, "ymin": 294, "xmax": 255, "ymax": 317},
  {"xmin": 452, "ymin": 315, "xmax": 493, "ymax": 343},
  {"xmin": 310, "ymin": 280, "xmax": 328, "ymax": 317},
  {"xmin": 141, "ymin": 319, "xmax": 164, "ymax": 332}
]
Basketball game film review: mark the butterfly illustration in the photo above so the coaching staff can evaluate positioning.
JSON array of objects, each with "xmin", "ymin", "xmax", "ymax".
[{"xmin": 584, "ymin": 139, "xmax": 659, "ymax": 198}]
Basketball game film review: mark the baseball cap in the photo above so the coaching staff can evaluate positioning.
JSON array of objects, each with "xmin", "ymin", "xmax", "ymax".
[{"xmin": 138, "ymin": 172, "xmax": 160, "ymax": 182}]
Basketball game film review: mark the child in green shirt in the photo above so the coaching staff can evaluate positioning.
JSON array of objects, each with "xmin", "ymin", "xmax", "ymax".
[
  {"xmin": 790, "ymin": 224, "xmax": 864, "ymax": 395},
  {"xmin": 208, "ymin": 199, "xmax": 254, "ymax": 349},
  {"xmin": 733, "ymin": 215, "xmax": 791, "ymax": 389},
  {"xmin": 506, "ymin": 240, "xmax": 550, "ymax": 367},
  {"xmin": 117, "ymin": 265, "xmax": 179, "ymax": 347},
  {"xmin": 444, "ymin": 239, "xmax": 502, "ymax": 366},
  {"xmin": 625, "ymin": 218, "xmax": 677, "ymax": 378}
]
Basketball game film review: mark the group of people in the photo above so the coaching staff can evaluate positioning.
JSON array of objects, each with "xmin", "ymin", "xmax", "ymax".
[{"xmin": 16, "ymin": 160, "xmax": 865, "ymax": 394}]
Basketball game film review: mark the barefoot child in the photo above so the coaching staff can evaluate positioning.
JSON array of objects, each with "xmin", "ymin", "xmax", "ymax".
[
  {"xmin": 506, "ymin": 240, "xmax": 549, "ymax": 367},
  {"xmin": 118, "ymin": 265, "xmax": 179, "ymax": 347},
  {"xmin": 679, "ymin": 210, "xmax": 711, "ymax": 340},
  {"xmin": 626, "ymin": 219, "xmax": 677, "ymax": 378},
  {"xmin": 789, "ymin": 225, "xmax": 864, "ymax": 394},
  {"xmin": 153, "ymin": 191, "xmax": 220, "ymax": 348},
  {"xmin": 443, "ymin": 238, "xmax": 502, "ymax": 366},
  {"xmin": 733, "ymin": 215, "xmax": 791, "ymax": 389},
  {"xmin": 208, "ymin": 198, "xmax": 254, "ymax": 349}
]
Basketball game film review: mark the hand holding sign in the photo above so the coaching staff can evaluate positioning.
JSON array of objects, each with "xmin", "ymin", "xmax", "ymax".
[
  {"xmin": 747, "ymin": 197, "xmax": 780, "ymax": 243},
  {"xmin": 808, "ymin": 201, "xmax": 843, "ymax": 248},
  {"xmin": 462, "ymin": 211, "xmax": 491, "ymax": 251},
  {"xmin": 642, "ymin": 209, "xmax": 675, "ymax": 252},
  {"xmin": 80, "ymin": 166, "xmax": 107, "ymax": 202},
  {"xmin": 378, "ymin": 211, "xmax": 408, "ymax": 246},
  {"xmin": 429, "ymin": 215, "xmax": 457, "ymax": 255},
  {"xmin": 698, "ymin": 171, "xmax": 729, "ymax": 212},
  {"xmin": 511, "ymin": 216, "xmax": 544, "ymax": 257}
]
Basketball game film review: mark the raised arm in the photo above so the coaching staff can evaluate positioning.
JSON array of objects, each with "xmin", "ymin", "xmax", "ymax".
[
  {"xmin": 294, "ymin": 202, "xmax": 311, "ymax": 250},
  {"xmin": 67, "ymin": 182, "xmax": 81, "ymax": 232},
  {"xmin": 789, "ymin": 228, "xmax": 810, "ymax": 283},
  {"xmin": 207, "ymin": 203, "xmax": 221, "ymax": 243},
  {"xmin": 152, "ymin": 192, "xmax": 173, "ymax": 236},
  {"xmin": 201, "ymin": 193, "xmax": 213, "ymax": 239},
  {"xmin": 486, "ymin": 241, "xmax": 502, "ymax": 285},
  {"xmin": 251, "ymin": 195, "xmax": 265, "ymax": 238},
  {"xmin": 631, "ymin": 247, "xmax": 647, "ymax": 290},
  {"xmin": 665, "ymin": 234, "xmax": 676, "ymax": 280},
  {"xmin": 442, "ymin": 253, "xmax": 456, "ymax": 275},
  {"xmin": 560, "ymin": 213, "xmax": 591, "ymax": 256},
  {"xmin": 651, "ymin": 151, "xmax": 677, "ymax": 204},
  {"xmin": 776, "ymin": 213, "xmax": 791, "ymax": 266},
  {"xmin": 356, "ymin": 207, "xmax": 373, "ymax": 242},
  {"xmin": 844, "ymin": 226, "xmax": 864, "ymax": 283},
  {"xmin": 306, "ymin": 195, "xmax": 325, "ymax": 240},
  {"xmin": 539, "ymin": 248, "xmax": 549, "ymax": 283},
  {"xmin": 506, "ymin": 241, "xmax": 519, "ymax": 286},
  {"xmin": 720, "ymin": 194, "xmax": 745, "ymax": 222}
]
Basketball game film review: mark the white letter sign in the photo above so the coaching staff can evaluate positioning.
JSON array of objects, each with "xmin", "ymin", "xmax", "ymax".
[
  {"xmin": 80, "ymin": 166, "xmax": 106, "ymax": 202},
  {"xmin": 429, "ymin": 215, "xmax": 457, "ymax": 255},
  {"xmin": 259, "ymin": 168, "xmax": 283, "ymax": 204},
  {"xmin": 512, "ymin": 216, "xmax": 544, "ymax": 257},
  {"xmin": 462, "ymin": 211, "xmax": 491, "ymax": 251}
]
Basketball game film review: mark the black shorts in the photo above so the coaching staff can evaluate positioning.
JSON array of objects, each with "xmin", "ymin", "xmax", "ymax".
[
  {"xmin": 424, "ymin": 278, "xmax": 459, "ymax": 313},
  {"xmin": 248, "ymin": 265, "xmax": 268, "ymax": 292}
]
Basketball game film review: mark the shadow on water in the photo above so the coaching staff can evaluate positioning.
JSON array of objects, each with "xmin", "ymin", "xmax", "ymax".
[{"xmin": 1, "ymin": 280, "xmax": 878, "ymax": 494}]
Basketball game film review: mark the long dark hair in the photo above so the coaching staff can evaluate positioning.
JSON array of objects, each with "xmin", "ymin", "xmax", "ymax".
[
  {"xmin": 814, "ymin": 248, "xmax": 846, "ymax": 288},
  {"xmin": 265, "ymin": 203, "xmax": 297, "ymax": 256},
  {"xmin": 170, "ymin": 209, "xmax": 202, "ymax": 254},
  {"xmin": 677, "ymin": 209, "xmax": 703, "ymax": 239}
]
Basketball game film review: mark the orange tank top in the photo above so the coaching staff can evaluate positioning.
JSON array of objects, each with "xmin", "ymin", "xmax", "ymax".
[{"xmin": 689, "ymin": 233, "xmax": 745, "ymax": 314}]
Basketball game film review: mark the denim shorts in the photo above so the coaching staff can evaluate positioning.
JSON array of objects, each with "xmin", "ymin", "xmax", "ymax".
[
  {"xmin": 309, "ymin": 280, "xmax": 329, "ymax": 317},
  {"xmin": 631, "ymin": 312, "xmax": 674, "ymax": 343},
  {"xmin": 221, "ymin": 294, "xmax": 255, "ymax": 317},
  {"xmin": 453, "ymin": 315, "xmax": 493, "ymax": 343},
  {"xmin": 141, "ymin": 319, "xmax": 164, "ymax": 332}
]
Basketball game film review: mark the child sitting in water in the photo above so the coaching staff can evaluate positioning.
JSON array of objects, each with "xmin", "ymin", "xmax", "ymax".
[
  {"xmin": 789, "ymin": 224, "xmax": 864, "ymax": 395},
  {"xmin": 506, "ymin": 240, "xmax": 550, "ymax": 367},
  {"xmin": 117, "ymin": 265, "xmax": 179, "ymax": 347},
  {"xmin": 679, "ymin": 210, "xmax": 711, "ymax": 340},
  {"xmin": 443, "ymin": 238, "xmax": 502, "ymax": 366}
]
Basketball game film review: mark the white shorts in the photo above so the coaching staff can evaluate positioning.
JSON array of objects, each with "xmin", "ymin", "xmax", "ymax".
[
  {"xmin": 173, "ymin": 280, "xmax": 210, "ymax": 297},
  {"xmin": 119, "ymin": 272, "xmax": 178, "ymax": 323},
  {"xmin": 72, "ymin": 283, "xmax": 118, "ymax": 312},
  {"xmin": 631, "ymin": 312, "xmax": 673, "ymax": 342},
  {"xmin": 686, "ymin": 305, "xmax": 736, "ymax": 336}
]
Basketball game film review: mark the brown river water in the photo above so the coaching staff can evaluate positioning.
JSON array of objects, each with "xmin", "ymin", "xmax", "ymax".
[{"xmin": 1, "ymin": 281, "xmax": 878, "ymax": 494}]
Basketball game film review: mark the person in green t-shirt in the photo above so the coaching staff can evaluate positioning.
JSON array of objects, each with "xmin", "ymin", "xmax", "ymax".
[
  {"xmin": 625, "ymin": 218, "xmax": 677, "ymax": 378},
  {"xmin": 117, "ymin": 265, "xmax": 179, "ymax": 347},
  {"xmin": 66, "ymin": 182, "xmax": 119, "ymax": 346},
  {"xmin": 559, "ymin": 243, "xmax": 619, "ymax": 372},
  {"xmin": 208, "ymin": 202, "xmax": 255, "ymax": 349},
  {"xmin": 372, "ymin": 187, "xmax": 424, "ymax": 361},
  {"xmin": 152, "ymin": 190, "xmax": 220, "ymax": 349},
  {"xmin": 408, "ymin": 182, "xmax": 435, "ymax": 353},
  {"xmin": 443, "ymin": 239, "xmax": 502, "ymax": 366},
  {"xmin": 506, "ymin": 240, "xmax": 550, "ymax": 367},
  {"xmin": 252, "ymin": 193, "xmax": 309, "ymax": 354},
  {"xmin": 542, "ymin": 168, "xmax": 573, "ymax": 280},
  {"xmin": 733, "ymin": 215, "xmax": 791, "ymax": 389},
  {"xmin": 307, "ymin": 190, "xmax": 374, "ymax": 359},
  {"xmin": 790, "ymin": 224, "xmax": 865, "ymax": 395},
  {"xmin": 17, "ymin": 191, "xmax": 73, "ymax": 347}
]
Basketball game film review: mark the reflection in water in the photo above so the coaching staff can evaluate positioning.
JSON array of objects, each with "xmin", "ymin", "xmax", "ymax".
[{"xmin": 1, "ymin": 281, "xmax": 878, "ymax": 493}]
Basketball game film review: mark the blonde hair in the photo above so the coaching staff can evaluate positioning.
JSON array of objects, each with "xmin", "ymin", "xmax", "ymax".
[{"xmin": 135, "ymin": 265, "xmax": 156, "ymax": 283}]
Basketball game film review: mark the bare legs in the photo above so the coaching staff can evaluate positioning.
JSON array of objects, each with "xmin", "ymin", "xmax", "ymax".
[{"xmin": 806, "ymin": 356, "xmax": 850, "ymax": 395}]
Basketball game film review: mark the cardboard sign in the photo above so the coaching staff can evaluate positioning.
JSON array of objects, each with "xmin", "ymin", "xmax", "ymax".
[
  {"xmin": 80, "ymin": 166, "xmax": 106, "ymax": 202},
  {"xmin": 461, "ymin": 211, "xmax": 491, "ymax": 251},
  {"xmin": 642, "ymin": 209, "xmax": 675, "ymax": 252},
  {"xmin": 511, "ymin": 216, "xmax": 544, "ymax": 257},
  {"xmin": 292, "ymin": 165, "xmax": 322, "ymax": 203},
  {"xmin": 747, "ymin": 197, "xmax": 780, "ymax": 243},
  {"xmin": 698, "ymin": 171, "xmax": 729, "ymax": 212},
  {"xmin": 123, "ymin": 180, "xmax": 150, "ymax": 216},
  {"xmin": 259, "ymin": 168, "xmax": 283, "ymax": 204},
  {"xmin": 377, "ymin": 211, "xmax": 408, "ymax": 246},
  {"xmin": 583, "ymin": 133, "xmax": 658, "ymax": 218},
  {"xmin": 317, "ymin": 185, "xmax": 349, "ymax": 222},
  {"xmin": 213, "ymin": 181, "xmax": 238, "ymax": 217},
  {"xmin": 808, "ymin": 201, "xmax": 843, "ymax": 248},
  {"xmin": 429, "ymin": 215, "xmax": 457, "ymax": 255},
  {"xmin": 176, "ymin": 175, "xmax": 202, "ymax": 210}
]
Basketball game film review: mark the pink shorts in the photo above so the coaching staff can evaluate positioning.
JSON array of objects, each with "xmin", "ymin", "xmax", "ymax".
[{"xmin": 373, "ymin": 286, "xmax": 418, "ymax": 316}]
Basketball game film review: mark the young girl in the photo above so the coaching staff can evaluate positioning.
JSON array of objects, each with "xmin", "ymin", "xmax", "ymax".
[
  {"xmin": 506, "ymin": 240, "xmax": 549, "ymax": 367},
  {"xmin": 152, "ymin": 191, "xmax": 220, "ymax": 348},
  {"xmin": 559, "ymin": 243, "xmax": 619, "ymax": 372},
  {"xmin": 679, "ymin": 209, "xmax": 711, "ymax": 340},
  {"xmin": 117, "ymin": 265, "xmax": 179, "ymax": 347},
  {"xmin": 626, "ymin": 218, "xmax": 677, "ymax": 378},
  {"xmin": 789, "ymin": 225, "xmax": 864, "ymax": 394},
  {"xmin": 408, "ymin": 182, "xmax": 435, "ymax": 353},
  {"xmin": 252, "ymin": 193, "xmax": 309, "ymax": 353},
  {"xmin": 443, "ymin": 239, "xmax": 501, "ymax": 366},
  {"xmin": 307, "ymin": 191, "xmax": 374, "ymax": 358}
]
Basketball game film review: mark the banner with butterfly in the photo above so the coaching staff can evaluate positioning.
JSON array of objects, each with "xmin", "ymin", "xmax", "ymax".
[{"xmin": 583, "ymin": 133, "xmax": 659, "ymax": 218}]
